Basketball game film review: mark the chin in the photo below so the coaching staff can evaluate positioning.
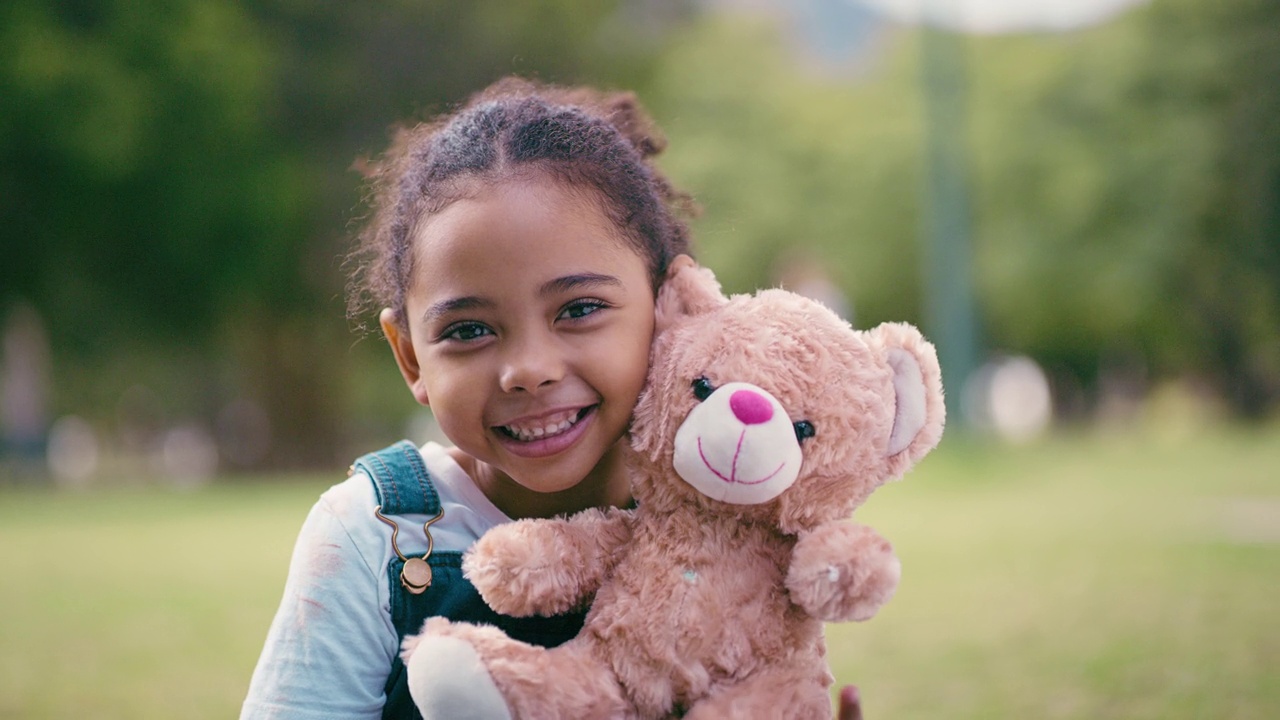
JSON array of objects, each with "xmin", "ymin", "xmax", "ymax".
[{"xmin": 515, "ymin": 465, "xmax": 593, "ymax": 496}]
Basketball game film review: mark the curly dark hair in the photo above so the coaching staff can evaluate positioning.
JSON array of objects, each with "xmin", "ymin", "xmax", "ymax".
[{"xmin": 346, "ymin": 77, "xmax": 697, "ymax": 331}]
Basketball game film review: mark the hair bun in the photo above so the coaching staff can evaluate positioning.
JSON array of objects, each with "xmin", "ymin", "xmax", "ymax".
[{"xmin": 598, "ymin": 92, "xmax": 666, "ymax": 159}]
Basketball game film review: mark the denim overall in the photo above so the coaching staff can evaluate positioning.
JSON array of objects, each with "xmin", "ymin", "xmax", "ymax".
[{"xmin": 353, "ymin": 441, "xmax": 588, "ymax": 720}]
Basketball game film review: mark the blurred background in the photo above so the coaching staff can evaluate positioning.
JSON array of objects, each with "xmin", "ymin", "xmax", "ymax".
[
  {"xmin": 1, "ymin": 0, "xmax": 1276, "ymax": 718},
  {"xmin": 3, "ymin": 0, "xmax": 1277, "ymax": 476}
]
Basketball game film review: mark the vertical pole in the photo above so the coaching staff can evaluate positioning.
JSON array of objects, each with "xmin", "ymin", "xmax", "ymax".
[{"xmin": 921, "ymin": 23, "xmax": 979, "ymax": 428}]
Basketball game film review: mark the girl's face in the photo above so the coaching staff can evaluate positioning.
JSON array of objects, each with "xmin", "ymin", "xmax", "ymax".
[{"xmin": 385, "ymin": 178, "xmax": 655, "ymax": 498}]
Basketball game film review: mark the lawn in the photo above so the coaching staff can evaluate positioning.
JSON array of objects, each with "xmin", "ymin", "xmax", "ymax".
[{"xmin": 1, "ymin": 424, "xmax": 1277, "ymax": 719}]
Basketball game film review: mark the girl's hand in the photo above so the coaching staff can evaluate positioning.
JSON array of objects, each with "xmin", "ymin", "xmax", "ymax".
[{"xmin": 837, "ymin": 685, "xmax": 863, "ymax": 720}]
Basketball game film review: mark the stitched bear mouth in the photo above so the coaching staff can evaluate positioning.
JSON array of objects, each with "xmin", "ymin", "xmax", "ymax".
[{"xmin": 696, "ymin": 434, "xmax": 787, "ymax": 486}]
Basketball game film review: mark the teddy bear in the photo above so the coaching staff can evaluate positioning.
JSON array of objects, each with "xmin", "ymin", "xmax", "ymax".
[{"xmin": 402, "ymin": 261, "xmax": 945, "ymax": 719}]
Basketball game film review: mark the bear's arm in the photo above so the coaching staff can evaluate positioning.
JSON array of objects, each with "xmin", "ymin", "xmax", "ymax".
[
  {"xmin": 462, "ymin": 506, "xmax": 635, "ymax": 617},
  {"xmin": 784, "ymin": 521, "xmax": 901, "ymax": 623}
]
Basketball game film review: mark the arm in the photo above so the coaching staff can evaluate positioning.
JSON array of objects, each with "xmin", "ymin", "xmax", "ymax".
[
  {"xmin": 785, "ymin": 521, "xmax": 900, "ymax": 623},
  {"xmin": 241, "ymin": 493, "xmax": 394, "ymax": 719},
  {"xmin": 462, "ymin": 506, "xmax": 634, "ymax": 617}
]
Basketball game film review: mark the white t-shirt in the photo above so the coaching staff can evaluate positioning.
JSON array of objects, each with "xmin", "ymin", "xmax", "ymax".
[{"xmin": 240, "ymin": 442, "xmax": 511, "ymax": 719}]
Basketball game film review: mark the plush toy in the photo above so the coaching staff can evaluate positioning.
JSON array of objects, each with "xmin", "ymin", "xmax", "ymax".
[{"xmin": 403, "ymin": 262, "xmax": 945, "ymax": 719}]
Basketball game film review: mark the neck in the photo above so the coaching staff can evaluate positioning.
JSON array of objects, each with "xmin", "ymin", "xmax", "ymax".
[{"xmin": 460, "ymin": 442, "xmax": 634, "ymax": 520}]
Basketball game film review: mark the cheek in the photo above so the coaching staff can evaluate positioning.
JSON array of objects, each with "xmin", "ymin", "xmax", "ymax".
[
  {"xmin": 617, "ymin": 318, "xmax": 656, "ymax": 397},
  {"xmin": 423, "ymin": 372, "xmax": 485, "ymax": 429},
  {"xmin": 584, "ymin": 327, "xmax": 652, "ymax": 414}
]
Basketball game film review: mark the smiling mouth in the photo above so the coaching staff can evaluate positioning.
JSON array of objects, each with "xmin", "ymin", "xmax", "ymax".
[{"xmin": 497, "ymin": 407, "xmax": 593, "ymax": 443}]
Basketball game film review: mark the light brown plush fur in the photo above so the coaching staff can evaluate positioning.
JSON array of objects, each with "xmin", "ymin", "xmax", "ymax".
[{"xmin": 404, "ymin": 264, "xmax": 945, "ymax": 719}]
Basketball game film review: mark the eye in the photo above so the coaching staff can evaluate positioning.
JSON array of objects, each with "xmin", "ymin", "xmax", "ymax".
[
  {"xmin": 441, "ymin": 322, "xmax": 492, "ymax": 342},
  {"xmin": 692, "ymin": 376, "xmax": 715, "ymax": 401},
  {"xmin": 793, "ymin": 420, "xmax": 816, "ymax": 443},
  {"xmin": 559, "ymin": 299, "xmax": 608, "ymax": 321}
]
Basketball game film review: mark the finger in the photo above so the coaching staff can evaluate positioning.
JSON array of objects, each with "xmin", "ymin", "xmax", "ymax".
[{"xmin": 837, "ymin": 685, "xmax": 862, "ymax": 720}]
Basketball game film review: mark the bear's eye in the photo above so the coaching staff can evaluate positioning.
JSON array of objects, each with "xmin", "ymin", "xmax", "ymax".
[
  {"xmin": 692, "ymin": 376, "xmax": 716, "ymax": 401},
  {"xmin": 793, "ymin": 420, "xmax": 816, "ymax": 443}
]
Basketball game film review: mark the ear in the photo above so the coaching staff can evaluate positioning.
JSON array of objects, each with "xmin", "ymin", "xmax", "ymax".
[
  {"xmin": 380, "ymin": 309, "xmax": 431, "ymax": 407},
  {"xmin": 654, "ymin": 256, "xmax": 727, "ymax": 333},
  {"xmin": 864, "ymin": 322, "xmax": 946, "ymax": 464}
]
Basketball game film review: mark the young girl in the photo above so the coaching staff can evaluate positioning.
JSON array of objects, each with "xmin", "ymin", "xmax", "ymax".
[{"xmin": 241, "ymin": 77, "xmax": 862, "ymax": 720}]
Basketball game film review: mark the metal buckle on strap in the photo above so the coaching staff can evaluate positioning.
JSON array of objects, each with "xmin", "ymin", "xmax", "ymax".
[{"xmin": 374, "ymin": 505, "xmax": 445, "ymax": 595}]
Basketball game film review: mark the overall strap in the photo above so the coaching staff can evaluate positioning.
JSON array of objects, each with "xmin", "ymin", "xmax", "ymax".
[
  {"xmin": 355, "ymin": 440, "xmax": 451, "ymax": 720},
  {"xmin": 352, "ymin": 439, "xmax": 442, "ymax": 516},
  {"xmin": 355, "ymin": 440, "xmax": 587, "ymax": 719}
]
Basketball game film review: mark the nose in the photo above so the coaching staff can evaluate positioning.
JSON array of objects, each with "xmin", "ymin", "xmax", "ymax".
[
  {"xmin": 498, "ymin": 330, "xmax": 566, "ymax": 393},
  {"xmin": 729, "ymin": 388, "xmax": 773, "ymax": 425}
]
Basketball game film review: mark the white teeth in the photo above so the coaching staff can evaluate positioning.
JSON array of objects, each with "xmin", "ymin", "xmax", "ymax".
[{"xmin": 503, "ymin": 410, "xmax": 581, "ymax": 442}]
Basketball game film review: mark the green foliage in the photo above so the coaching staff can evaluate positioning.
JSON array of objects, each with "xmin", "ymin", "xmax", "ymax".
[
  {"xmin": 3, "ymin": 0, "xmax": 1276, "ymax": 466},
  {"xmin": 650, "ymin": 19, "xmax": 927, "ymax": 327},
  {"xmin": 0, "ymin": 0, "xmax": 652, "ymax": 342},
  {"xmin": 0, "ymin": 0, "xmax": 283, "ymax": 343},
  {"xmin": 969, "ymin": 0, "xmax": 1280, "ymax": 407},
  {"xmin": 0, "ymin": 0, "xmax": 661, "ymax": 461},
  {"xmin": 1157, "ymin": 0, "xmax": 1280, "ymax": 416},
  {"xmin": 648, "ymin": 2, "xmax": 1279, "ymax": 415}
]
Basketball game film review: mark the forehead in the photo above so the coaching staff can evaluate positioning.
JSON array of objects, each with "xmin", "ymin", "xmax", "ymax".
[{"xmin": 408, "ymin": 178, "xmax": 644, "ymax": 295}]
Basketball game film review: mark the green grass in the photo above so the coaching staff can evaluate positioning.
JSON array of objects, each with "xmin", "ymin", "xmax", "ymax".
[
  {"xmin": 0, "ymin": 477, "xmax": 325, "ymax": 719},
  {"xmin": 830, "ymin": 424, "xmax": 1280, "ymax": 719},
  {"xmin": 1, "ymin": 426, "xmax": 1277, "ymax": 719}
]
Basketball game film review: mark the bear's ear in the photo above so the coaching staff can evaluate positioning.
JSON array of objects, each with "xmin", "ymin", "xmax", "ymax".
[
  {"xmin": 655, "ymin": 257, "xmax": 728, "ymax": 334},
  {"xmin": 865, "ymin": 322, "xmax": 946, "ymax": 465}
]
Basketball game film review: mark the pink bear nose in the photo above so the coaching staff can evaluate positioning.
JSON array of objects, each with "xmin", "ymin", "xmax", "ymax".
[{"xmin": 729, "ymin": 389, "xmax": 774, "ymax": 425}]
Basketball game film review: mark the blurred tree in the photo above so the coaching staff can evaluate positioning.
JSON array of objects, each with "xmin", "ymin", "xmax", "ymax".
[
  {"xmin": 0, "ymin": 0, "xmax": 281, "ymax": 343},
  {"xmin": 653, "ymin": 3, "xmax": 1278, "ymax": 419},
  {"xmin": 965, "ymin": 18, "xmax": 1210, "ymax": 401},
  {"xmin": 1158, "ymin": 0, "xmax": 1280, "ymax": 417},
  {"xmin": 4, "ymin": 0, "xmax": 1273, "ymax": 469},
  {"xmin": 969, "ymin": 0, "xmax": 1280, "ymax": 417},
  {"xmin": 651, "ymin": 19, "xmax": 926, "ymax": 326},
  {"xmin": 0, "ymin": 0, "xmax": 668, "ymax": 467}
]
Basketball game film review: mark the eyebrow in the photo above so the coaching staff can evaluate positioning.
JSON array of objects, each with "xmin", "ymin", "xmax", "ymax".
[
  {"xmin": 421, "ymin": 273, "xmax": 622, "ymax": 325},
  {"xmin": 539, "ymin": 272, "xmax": 622, "ymax": 295},
  {"xmin": 421, "ymin": 296, "xmax": 493, "ymax": 324}
]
